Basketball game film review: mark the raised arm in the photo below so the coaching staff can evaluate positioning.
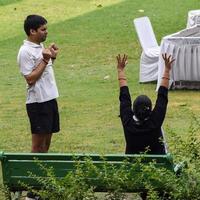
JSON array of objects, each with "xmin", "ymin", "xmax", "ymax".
[
  {"xmin": 116, "ymin": 54, "xmax": 128, "ymax": 87},
  {"xmin": 117, "ymin": 54, "xmax": 133, "ymax": 125},
  {"xmin": 151, "ymin": 53, "xmax": 175, "ymax": 127},
  {"xmin": 160, "ymin": 53, "xmax": 175, "ymax": 89}
]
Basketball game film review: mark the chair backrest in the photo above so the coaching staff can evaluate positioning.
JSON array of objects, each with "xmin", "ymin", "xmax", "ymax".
[{"xmin": 133, "ymin": 16, "xmax": 158, "ymax": 51}]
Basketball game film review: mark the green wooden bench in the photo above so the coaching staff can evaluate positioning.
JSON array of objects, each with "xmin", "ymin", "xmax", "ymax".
[{"xmin": 0, "ymin": 151, "xmax": 183, "ymax": 200}]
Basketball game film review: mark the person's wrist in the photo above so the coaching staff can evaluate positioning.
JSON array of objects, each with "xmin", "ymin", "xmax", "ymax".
[
  {"xmin": 162, "ymin": 70, "xmax": 170, "ymax": 79},
  {"xmin": 118, "ymin": 74, "xmax": 126, "ymax": 79},
  {"xmin": 164, "ymin": 68, "xmax": 170, "ymax": 73},
  {"xmin": 118, "ymin": 77, "xmax": 127, "ymax": 80},
  {"xmin": 162, "ymin": 76, "xmax": 170, "ymax": 80},
  {"xmin": 163, "ymin": 71, "xmax": 170, "ymax": 76},
  {"xmin": 51, "ymin": 56, "xmax": 56, "ymax": 60},
  {"xmin": 42, "ymin": 58, "xmax": 49, "ymax": 65},
  {"xmin": 117, "ymin": 68, "xmax": 124, "ymax": 72}
]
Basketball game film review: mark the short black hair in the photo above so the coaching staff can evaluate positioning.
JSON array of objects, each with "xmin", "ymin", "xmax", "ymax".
[
  {"xmin": 133, "ymin": 95, "xmax": 152, "ymax": 121},
  {"xmin": 24, "ymin": 15, "xmax": 47, "ymax": 36}
]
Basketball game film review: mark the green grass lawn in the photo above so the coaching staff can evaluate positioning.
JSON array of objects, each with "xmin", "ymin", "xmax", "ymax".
[{"xmin": 0, "ymin": 0, "xmax": 200, "ymax": 155}]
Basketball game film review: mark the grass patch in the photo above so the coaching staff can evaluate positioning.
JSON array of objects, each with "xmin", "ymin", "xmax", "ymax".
[
  {"xmin": 0, "ymin": 0, "xmax": 199, "ymax": 154},
  {"xmin": 0, "ymin": 0, "xmax": 200, "ymax": 199},
  {"xmin": 0, "ymin": 0, "xmax": 21, "ymax": 6}
]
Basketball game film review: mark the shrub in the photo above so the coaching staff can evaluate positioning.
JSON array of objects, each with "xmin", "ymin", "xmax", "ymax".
[{"xmin": 20, "ymin": 156, "xmax": 198, "ymax": 200}]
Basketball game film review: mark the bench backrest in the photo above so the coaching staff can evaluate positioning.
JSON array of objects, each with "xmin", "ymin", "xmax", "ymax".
[{"xmin": 0, "ymin": 152, "xmax": 175, "ymax": 192}]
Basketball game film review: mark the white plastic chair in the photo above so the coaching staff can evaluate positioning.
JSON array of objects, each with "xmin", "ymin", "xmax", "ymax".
[
  {"xmin": 133, "ymin": 16, "xmax": 160, "ymax": 82},
  {"xmin": 187, "ymin": 10, "xmax": 200, "ymax": 28}
]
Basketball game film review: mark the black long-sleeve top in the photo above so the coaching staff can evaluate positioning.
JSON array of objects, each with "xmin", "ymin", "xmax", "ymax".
[{"xmin": 119, "ymin": 86, "xmax": 168, "ymax": 154}]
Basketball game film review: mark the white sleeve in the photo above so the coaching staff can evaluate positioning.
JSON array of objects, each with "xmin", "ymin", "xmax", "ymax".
[{"xmin": 17, "ymin": 49, "xmax": 36, "ymax": 76}]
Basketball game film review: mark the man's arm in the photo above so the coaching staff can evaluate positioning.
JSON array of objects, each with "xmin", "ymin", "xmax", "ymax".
[{"xmin": 25, "ymin": 48, "xmax": 52, "ymax": 85}]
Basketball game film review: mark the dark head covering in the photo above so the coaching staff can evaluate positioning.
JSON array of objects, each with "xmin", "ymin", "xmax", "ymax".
[{"xmin": 133, "ymin": 95, "xmax": 152, "ymax": 121}]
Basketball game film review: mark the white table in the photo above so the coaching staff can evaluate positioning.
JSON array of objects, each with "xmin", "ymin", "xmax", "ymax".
[
  {"xmin": 156, "ymin": 25, "xmax": 200, "ymax": 90},
  {"xmin": 187, "ymin": 10, "xmax": 200, "ymax": 28}
]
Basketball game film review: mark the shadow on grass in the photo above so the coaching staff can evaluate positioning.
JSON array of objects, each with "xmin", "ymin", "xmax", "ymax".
[
  {"xmin": 0, "ymin": 0, "xmax": 22, "ymax": 6},
  {"xmin": 0, "ymin": 0, "xmax": 191, "ymax": 52},
  {"xmin": 0, "ymin": 0, "xmax": 195, "ymax": 93}
]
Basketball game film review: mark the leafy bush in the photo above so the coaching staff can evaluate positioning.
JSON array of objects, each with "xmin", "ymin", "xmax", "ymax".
[
  {"xmin": 21, "ymin": 155, "xmax": 199, "ymax": 200},
  {"xmin": 166, "ymin": 113, "xmax": 200, "ymax": 200}
]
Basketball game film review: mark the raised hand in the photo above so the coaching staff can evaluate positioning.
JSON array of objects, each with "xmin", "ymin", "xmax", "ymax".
[
  {"xmin": 116, "ymin": 54, "xmax": 128, "ymax": 71},
  {"xmin": 162, "ymin": 53, "xmax": 175, "ymax": 72}
]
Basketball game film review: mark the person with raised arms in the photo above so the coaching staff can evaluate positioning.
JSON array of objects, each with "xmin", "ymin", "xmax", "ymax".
[{"xmin": 116, "ymin": 53, "xmax": 174, "ymax": 154}]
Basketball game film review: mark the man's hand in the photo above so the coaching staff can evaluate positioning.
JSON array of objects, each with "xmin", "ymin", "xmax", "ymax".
[
  {"xmin": 162, "ymin": 53, "xmax": 175, "ymax": 72},
  {"xmin": 116, "ymin": 54, "xmax": 128, "ymax": 71},
  {"xmin": 49, "ymin": 43, "xmax": 59, "ymax": 59},
  {"xmin": 42, "ymin": 48, "xmax": 52, "ymax": 63}
]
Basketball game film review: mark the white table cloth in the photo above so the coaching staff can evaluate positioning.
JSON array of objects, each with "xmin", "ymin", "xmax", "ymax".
[
  {"xmin": 187, "ymin": 10, "xmax": 200, "ymax": 28},
  {"xmin": 156, "ymin": 25, "xmax": 200, "ymax": 90}
]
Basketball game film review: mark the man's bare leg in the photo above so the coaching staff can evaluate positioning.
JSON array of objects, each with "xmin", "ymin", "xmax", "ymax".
[
  {"xmin": 32, "ymin": 134, "xmax": 48, "ymax": 153},
  {"xmin": 44, "ymin": 133, "xmax": 52, "ymax": 152}
]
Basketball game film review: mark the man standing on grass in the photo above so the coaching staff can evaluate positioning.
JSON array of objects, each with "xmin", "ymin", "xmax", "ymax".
[
  {"xmin": 17, "ymin": 15, "xmax": 60, "ymax": 154},
  {"xmin": 116, "ymin": 53, "xmax": 174, "ymax": 155}
]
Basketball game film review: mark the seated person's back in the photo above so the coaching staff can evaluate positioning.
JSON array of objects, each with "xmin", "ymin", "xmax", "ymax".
[{"xmin": 116, "ymin": 54, "xmax": 174, "ymax": 154}]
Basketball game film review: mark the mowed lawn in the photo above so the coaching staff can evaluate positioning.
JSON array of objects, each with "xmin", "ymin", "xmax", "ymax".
[{"xmin": 0, "ymin": 0, "xmax": 200, "ymax": 156}]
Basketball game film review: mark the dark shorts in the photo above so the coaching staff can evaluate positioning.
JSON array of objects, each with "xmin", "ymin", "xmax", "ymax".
[{"xmin": 26, "ymin": 99, "xmax": 60, "ymax": 134}]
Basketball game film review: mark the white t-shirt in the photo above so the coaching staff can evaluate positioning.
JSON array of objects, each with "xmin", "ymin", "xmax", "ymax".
[{"xmin": 17, "ymin": 40, "xmax": 59, "ymax": 104}]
